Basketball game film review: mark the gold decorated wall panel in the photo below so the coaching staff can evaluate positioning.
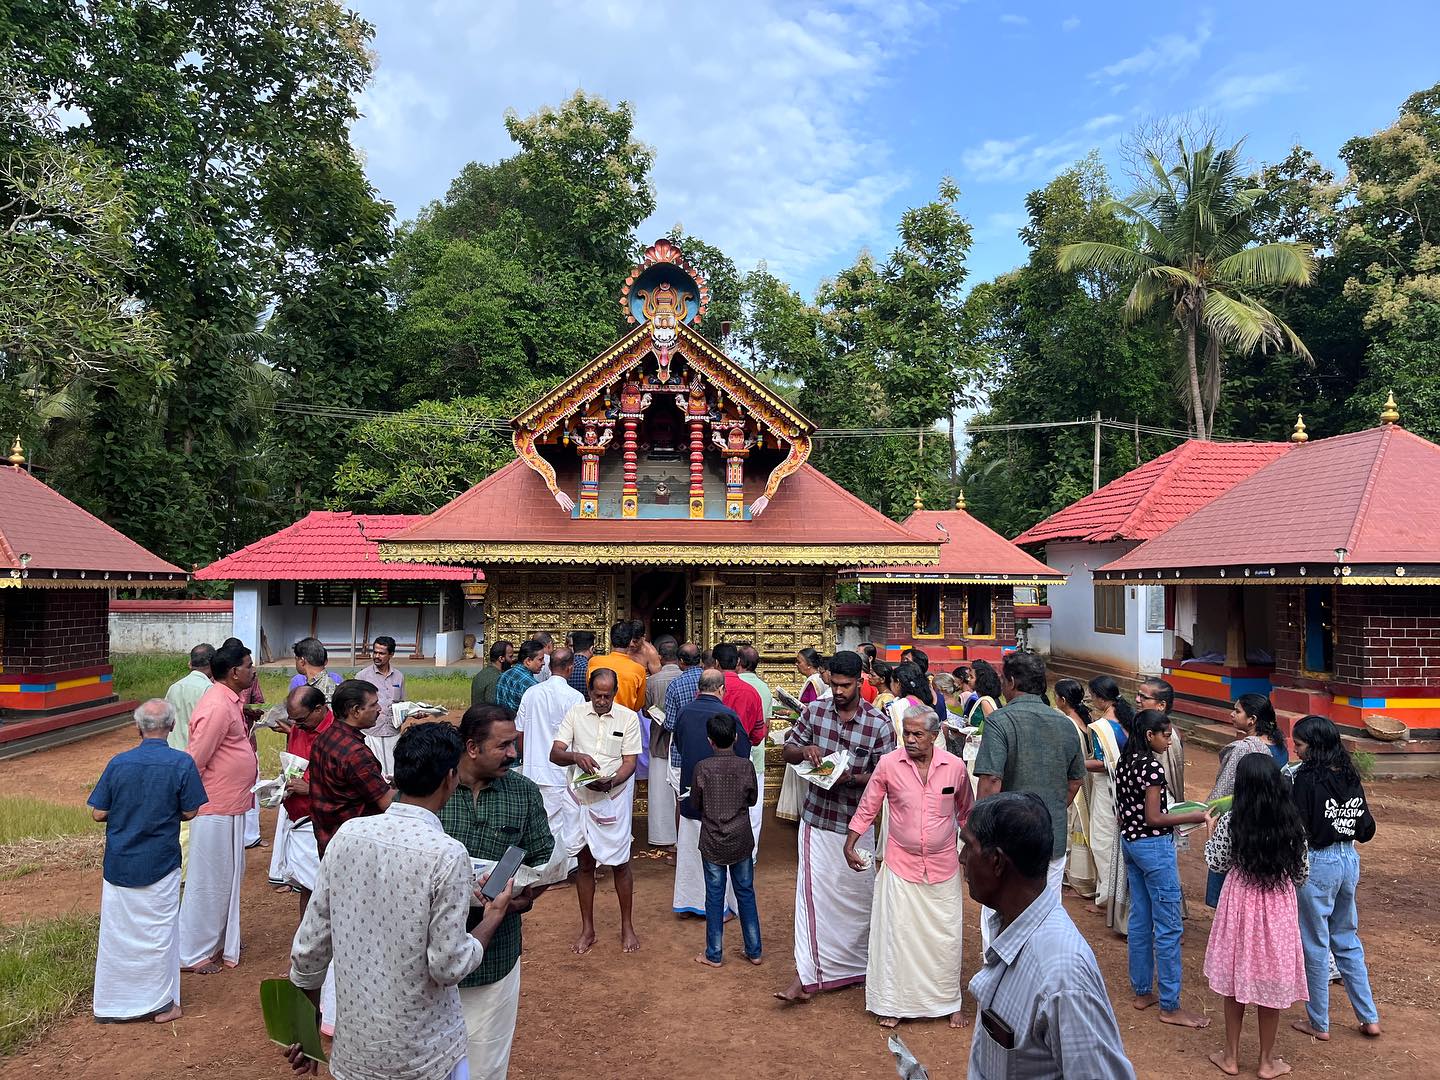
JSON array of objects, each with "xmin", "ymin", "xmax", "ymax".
[
  {"xmin": 485, "ymin": 570, "xmax": 616, "ymax": 652},
  {"xmin": 711, "ymin": 570, "xmax": 836, "ymax": 665}
]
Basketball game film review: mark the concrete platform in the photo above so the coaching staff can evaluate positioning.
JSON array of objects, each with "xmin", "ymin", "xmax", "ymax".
[{"xmin": 0, "ymin": 699, "xmax": 138, "ymax": 760}]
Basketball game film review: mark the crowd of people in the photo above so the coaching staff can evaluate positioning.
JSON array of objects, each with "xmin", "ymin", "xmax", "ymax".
[{"xmin": 81, "ymin": 625, "xmax": 1385, "ymax": 1079}]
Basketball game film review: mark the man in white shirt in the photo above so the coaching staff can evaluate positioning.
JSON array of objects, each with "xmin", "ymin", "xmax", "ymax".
[
  {"xmin": 286, "ymin": 722, "xmax": 514, "ymax": 1080},
  {"xmin": 355, "ymin": 635, "xmax": 407, "ymax": 780},
  {"xmin": 515, "ymin": 647, "xmax": 583, "ymax": 884},
  {"xmin": 550, "ymin": 667, "xmax": 642, "ymax": 955}
]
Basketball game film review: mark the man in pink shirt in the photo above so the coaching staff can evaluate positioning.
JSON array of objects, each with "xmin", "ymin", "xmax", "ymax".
[
  {"xmin": 178, "ymin": 640, "xmax": 259, "ymax": 974},
  {"xmin": 845, "ymin": 702, "xmax": 974, "ymax": 1030}
]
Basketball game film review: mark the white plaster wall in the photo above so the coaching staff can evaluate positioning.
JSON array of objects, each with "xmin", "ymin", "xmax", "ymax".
[
  {"xmin": 108, "ymin": 612, "xmax": 233, "ymax": 653},
  {"xmin": 1044, "ymin": 541, "xmax": 1166, "ymax": 675},
  {"xmin": 232, "ymin": 583, "xmax": 263, "ymax": 659}
]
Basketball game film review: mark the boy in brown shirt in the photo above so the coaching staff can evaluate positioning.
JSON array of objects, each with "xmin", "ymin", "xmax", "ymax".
[{"xmin": 692, "ymin": 713, "xmax": 762, "ymax": 967}]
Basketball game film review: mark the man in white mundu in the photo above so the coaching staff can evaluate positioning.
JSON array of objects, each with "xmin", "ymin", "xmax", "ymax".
[
  {"xmin": 89, "ymin": 699, "xmax": 208, "ymax": 1023},
  {"xmin": 179, "ymin": 640, "xmax": 259, "ymax": 972},
  {"xmin": 550, "ymin": 667, "xmax": 643, "ymax": 955},
  {"xmin": 845, "ymin": 704, "xmax": 974, "ymax": 1028},
  {"xmin": 775, "ymin": 650, "xmax": 897, "ymax": 1003},
  {"xmin": 516, "ymin": 646, "xmax": 584, "ymax": 884}
]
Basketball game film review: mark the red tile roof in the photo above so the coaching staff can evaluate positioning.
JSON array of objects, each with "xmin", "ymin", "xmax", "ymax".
[
  {"xmin": 194, "ymin": 512, "xmax": 475, "ymax": 581},
  {"xmin": 0, "ymin": 465, "xmax": 186, "ymax": 579},
  {"xmin": 1101, "ymin": 425, "xmax": 1440, "ymax": 573},
  {"xmin": 380, "ymin": 460, "xmax": 934, "ymax": 564},
  {"xmin": 1012, "ymin": 441, "xmax": 1293, "ymax": 546},
  {"xmin": 845, "ymin": 508, "xmax": 1064, "ymax": 582}
]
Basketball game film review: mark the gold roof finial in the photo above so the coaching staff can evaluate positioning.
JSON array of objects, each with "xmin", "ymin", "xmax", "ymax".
[
  {"xmin": 6, "ymin": 436, "xmax": 23, "ymax": 467},
  {"xmin": 913, "ymin": 491, "xmax": 924, "ymax": 512},
  {"xmin": 1290, "ymin": 415, "xmax": 1309, "ymax": 443},
  {"xmin": 955, "ymin": 489, "xmax": 967, "ymax": 510},
  {"xmin": 1380, "ymin": 391, "xmax": 1400, "ymax": 425}
]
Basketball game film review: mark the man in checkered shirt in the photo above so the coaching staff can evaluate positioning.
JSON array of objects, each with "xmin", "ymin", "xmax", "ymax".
[{"xmin": 775, "ymin": 650, "xmax": 896, "ymax": 1003}]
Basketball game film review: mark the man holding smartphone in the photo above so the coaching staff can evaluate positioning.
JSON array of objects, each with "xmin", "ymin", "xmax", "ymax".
[
  {"xmin": 441, "ymin": 704, "xmax": 555, "ymax": 1080},
  {"xmin": 285, "ymin": 723, "xmax": 514, "ymax": 1080}
]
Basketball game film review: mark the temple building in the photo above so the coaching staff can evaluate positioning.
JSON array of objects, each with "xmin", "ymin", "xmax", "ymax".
[
  {"xmin": 1097, "ymin": 400, "xmax": 1440, "ymax": 769},
  {"xmin": 0, "ymin": 441, "xmax": 187, "ymax": 754},
  {"xmin": 1014, "ymin": 440, "xmax": 1292, "ymax": 692},
  {"xmin": 842, "ymin": 494, "xmax": 1063, "ymax": 672},
  {"xmin": 379, "ymin": 239, "xmax": 938, "ymax": 677}
]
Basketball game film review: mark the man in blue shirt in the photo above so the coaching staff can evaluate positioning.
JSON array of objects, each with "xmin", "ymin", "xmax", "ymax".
[
  {"xmin": 89, "ymin": 698, "xmax": 208, "ymax": 1024},
  {"xmin": 670, "ymin": 670, "xmax": 748, "ymax": 916}
]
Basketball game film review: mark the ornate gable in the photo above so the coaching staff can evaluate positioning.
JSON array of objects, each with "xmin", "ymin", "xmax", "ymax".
[{"xmin": 511, "ymin": 239, "xmax": 813, "ymax": 522}]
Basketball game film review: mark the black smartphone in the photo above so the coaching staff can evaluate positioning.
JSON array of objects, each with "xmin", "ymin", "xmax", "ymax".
[{"xmin": 478, "ymin": 844, "xmax": 526, "ymax": 903}]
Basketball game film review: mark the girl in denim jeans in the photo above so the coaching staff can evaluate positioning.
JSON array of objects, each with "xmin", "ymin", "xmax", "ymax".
[
  {"xmin": 1288, "ymin": 714, "xmax": 1382, "ymax": 1042},
  {"xmin": 1114, "ymin": 708, "xmax": 1212, "ymax": 1030}
]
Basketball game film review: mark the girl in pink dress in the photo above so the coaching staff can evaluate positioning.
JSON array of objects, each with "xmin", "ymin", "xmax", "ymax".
[{"xmin": 1204, "ymin": 753, "xmax": 1310, "ymax": 1078}]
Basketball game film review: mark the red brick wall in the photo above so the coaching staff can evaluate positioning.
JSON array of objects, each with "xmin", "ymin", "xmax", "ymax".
[
  {"xmin": 1, "ymin": 589, "xmax": 110, "ymax": 675},
  {"xmin": 1333, "ymin": 585, "xmax": 1440, "ymax": 687},
  {"xmin": 869, "ymin": 584, "xmax": 1017, "ymax": 649}
]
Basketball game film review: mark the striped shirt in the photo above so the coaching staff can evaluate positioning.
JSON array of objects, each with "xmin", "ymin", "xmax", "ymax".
[
  {"xmin": 968, "ymin": 890, "xmax": 1134, "ymax": 1080},
  {"xmin": 662, "ymin": 665, "xmax": 704, "ymax": 766},
  {"xmin": 785, "ymin": 695, "xmax": 896, "ymax": 834}
]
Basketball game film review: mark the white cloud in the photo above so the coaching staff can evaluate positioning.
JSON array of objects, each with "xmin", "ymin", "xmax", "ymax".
[
  {"xmin": 1093, "ymin": 16, "xmax": 1213, "ymax": 81},
  {"xmin": 1061, "ymin": 16, "xmax": 1080, "ymax": 31},
  {"xmin": 1000, "ymin": 13, "xmax": 1029, "ymax": 25},
  {"xmin": 347, "ymin": 0, "xmax": 929, "ymax": 287},
  {"xmin": 1208, "ymin": 69, "xmax": 1304, "ymax": 111},
  {"xmin": 961, "ymin": 134, "xmax": 1086, "ymax": 183},
  {"xmin": 979, "ymin": 210, "xmax": 1028, "ymax": 237},
  {"xmin": 1082, "ymin": 113, "xmax": 1124, "ymax": 132}
]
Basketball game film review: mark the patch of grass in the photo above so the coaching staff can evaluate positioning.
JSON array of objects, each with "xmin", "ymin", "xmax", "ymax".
[
  {"xmin": 109, "ymin": 652, "xmax": 189, "ymax": 705},
  {"xmin": 0, "ymin": 915, "xmax": 99, "ymax": 1055},
  {"xmin": 0, "ymin": 797, "xmax": 102, "ymax": 847},
  {"xmin": 0, "ymin": 862, "xmax": 40, "ymax": 882},
  {"xmin": 1353, "ymin": 751, "xmax": 1377, "ymax": 781}
]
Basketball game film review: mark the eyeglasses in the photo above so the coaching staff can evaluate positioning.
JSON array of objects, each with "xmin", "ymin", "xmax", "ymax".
[{"xmin": 1136, "ymin": 693, "xmax": 1159, "ymax": 702}]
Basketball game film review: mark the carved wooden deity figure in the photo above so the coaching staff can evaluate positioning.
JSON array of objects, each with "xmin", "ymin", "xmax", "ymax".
[
  {"xmin": 714, "ymin": 423, "xmax": 755, "ymax": 521},
  {"xmin": 575, "ymin": 422, "xmax": 613, "ymax": 519},
  {"xmin": 637, "ymin": 280, "xmax": 691, "ymax": 383}
]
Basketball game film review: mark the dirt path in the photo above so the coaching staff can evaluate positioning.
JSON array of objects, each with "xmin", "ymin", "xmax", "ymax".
[{"xmin": 2, "ymin": 733, "xmax": 1436, "ymax": 1079}]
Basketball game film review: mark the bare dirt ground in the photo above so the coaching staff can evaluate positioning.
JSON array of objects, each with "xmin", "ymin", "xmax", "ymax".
[{"xmin": 2, "ymin": 726, "xmax": 1437, "ymax": 1079}]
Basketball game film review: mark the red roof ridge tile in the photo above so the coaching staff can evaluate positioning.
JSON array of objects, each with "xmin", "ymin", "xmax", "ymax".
[
  {"xmin": 385, "ymin": 460, "xmax": 529, "ymax": 544},
  {"xmin": 1342, "ymin": 424, "xmax": 1391, "ymax": 556},
  {"xmin": 1111, "ymin": 440, "xmax": 1203, "ymax": 540}
]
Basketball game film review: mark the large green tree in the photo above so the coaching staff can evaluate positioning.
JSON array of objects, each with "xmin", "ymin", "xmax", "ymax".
[
  {"xmin": 4, "ymin": 0, "xmax": 392, "ymax": 564},
  {"xmin": 1058, "ymin": 139, "xmax": 1315, "ymax": 440}
]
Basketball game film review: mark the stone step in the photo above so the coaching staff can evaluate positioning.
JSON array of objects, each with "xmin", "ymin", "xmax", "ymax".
[
  {"xmin": 1046, "ymin": 655, "xmax": 1143, "ymax": 698},
  {"xmin": 0, "ymin": 700, "xmax": 137, "ymax": 759}
]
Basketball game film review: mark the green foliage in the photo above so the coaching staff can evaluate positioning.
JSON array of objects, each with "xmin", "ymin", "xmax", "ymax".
[
  {"xmin": 0, "ymin": 915, "xmax": 99, "ymax": 1054},
  {"xmin": 1058, "ymin": 139, "xmax": 1315, "ymax": 440},
  {"xmin": 388, "ymin": 92, "xmax": 654, "ymax": 405},
  {"xmin": 331, "ymin": 392, "xmax": 534, "ymax": 513}
]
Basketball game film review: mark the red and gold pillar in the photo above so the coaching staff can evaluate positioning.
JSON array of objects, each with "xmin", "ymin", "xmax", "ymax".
[
  {"xmin": 621, "ymin": 417, "xmax": 639, "ymax": 518},
  {"xmin": 689, "ymin": 417, "xmax": 705, "ymax": 518}
]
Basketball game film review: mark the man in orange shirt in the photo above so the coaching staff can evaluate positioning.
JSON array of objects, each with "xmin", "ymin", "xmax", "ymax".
[
  {"xmin": 585, "ymin": 620, "xmax": 648, "ymax": 713},
  {"xmin": 178, "ymin": 640, "xmax": 259, "ymax": 974}
]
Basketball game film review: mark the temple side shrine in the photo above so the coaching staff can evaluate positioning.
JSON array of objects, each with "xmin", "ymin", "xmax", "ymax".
[{"xmin": 381, "ymin": 240, "xmax": 939, "ymax": 675}]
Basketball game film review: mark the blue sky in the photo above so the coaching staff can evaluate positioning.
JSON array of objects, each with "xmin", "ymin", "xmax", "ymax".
[{"xmin": 347, "ymin": 0, "xmax": 1440, "ymax": 299}]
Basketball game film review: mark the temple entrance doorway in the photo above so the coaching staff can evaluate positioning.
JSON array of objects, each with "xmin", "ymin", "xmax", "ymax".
[{"xmin": 632, "ymin": 570, "xmax": 687, "ymax": 642}]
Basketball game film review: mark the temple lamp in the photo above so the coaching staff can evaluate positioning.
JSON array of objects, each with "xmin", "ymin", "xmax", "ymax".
[{"xmin": 462, "ymin": 571, "xmax": 488, "ymax": 606}]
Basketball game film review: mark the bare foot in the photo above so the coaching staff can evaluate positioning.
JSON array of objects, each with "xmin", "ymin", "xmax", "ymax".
[
  {"xmin": 1291, "ymin": 1019, "xmax": 1330, "ymax": 1041},
  {"xmin": 621, "ymin": 927, "xmax": 641, "ymax": 953},
  {"xmin": 774, "ymin": 976, "xmax": 812, "ymax": 1003},
  {"xmin": 723, "ymin": 911, "xmax": 736, "ymax": 924},
  {"xmin": 1159, "ymin": 1008, "xmax": 1211, "ymax": 1029},
  {"xmin": 1133, "ymin": 994, "xmax": 1159, "ymax": 1011},
  {"xmin": 1258, "ymin": 1056, "xmax": 1292, "ymax": 1079},
  {"xmin": 1084, "ymin": 903, "xmax": 1105, "ymax": 915},
  {"xmin": 744, "ymin": 953, "xmax": 763, "ymax": 965},
  {"xmin": 877, "ymin": 1016, "xmax": 899, "ymax": 1029},
  {"xmin": 949, "ymin": 1010, "xmax": 969, "ymax": 1029},
  {"xmin": 152, "ymin": 1004, "xmax": 181, "ymax": 1024},
  {"xmin": 572, "ymin": 928, "xmax": 597, "ymax": 955},
  {"xmin": 1207, "ymin": 1050, "xmax": 1239, "ymax": 1076},
  {"xmin": 1360, "ymin": 1022, "xmax": 1382, "ymax": 1037},
  {"xmin": 694, "ymin": 954, "xmax": 722, "ymax": 969}
]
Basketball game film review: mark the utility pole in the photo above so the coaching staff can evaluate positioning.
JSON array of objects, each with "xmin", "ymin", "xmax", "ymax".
[
  {"xmin": 1092, "ymin": 410, "xmax": 1102, "ymax": 492},
  {"xmin": 1134, "ymin": 415, "xmax": 1141, "ymax": 465}
]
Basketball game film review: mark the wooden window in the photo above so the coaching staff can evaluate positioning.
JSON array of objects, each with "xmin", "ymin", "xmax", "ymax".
[
  {"xmin": 1094, "ymin": 583, "xmax": 1125, "ymax": 635},
  {"xmin": 912, "ymin": 584, "xmax": 943, "ymax": 638},
  {"xmin": 296, "ymin": 581, "xmax": 437, "ymax": 607},
  {"xmin": 964, "ymin": 585, "xmax": 995, "ymax": 638}
]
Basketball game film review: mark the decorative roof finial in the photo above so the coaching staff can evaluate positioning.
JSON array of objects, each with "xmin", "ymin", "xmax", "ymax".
[
  {"xmin": 6, "ymin": 436, "xmax": 23, "ymax": 467},
  {"xmin": 913, "ymin": 491, "xmax": 924, "ymax": 513},
  {"xmin": 955, "ymin": 489, "xmax": 967, "ymax": 511},
  {"xmin": 1290, "ymin": 415, "xmax": 1309, "ymax": 443},
  {"xmin": 1380, "ymin": 391, "xmax": 1400, "ymax": 425}
]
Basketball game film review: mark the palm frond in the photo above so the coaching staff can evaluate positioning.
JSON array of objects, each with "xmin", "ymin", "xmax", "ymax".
[
  {"xmin": 1056, "ymin": 241, "xmax": 1157, "ymax": 278},
  {"xmin": 1233, "ymin": 293, "xmax": 1315, "ymax": 365},
  {"xmin": 1200, "ymin": 290, "xmax": 1276, "ymax": 354},
  {"xmin": 1216, "ymin": 243, "xmax": 1316, "ymax": 288}
]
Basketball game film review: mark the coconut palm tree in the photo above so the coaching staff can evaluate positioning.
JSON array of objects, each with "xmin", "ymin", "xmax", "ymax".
[{"xmin": 1057, "ymin": 139, "xmax": 1314, "ymax": 440}]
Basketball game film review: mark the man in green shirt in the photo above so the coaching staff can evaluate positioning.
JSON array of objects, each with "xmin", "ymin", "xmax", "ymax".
[
  {"xmin": 469, "ymin": 640, "xmax": 513, "ymax": 708},
  {"xmin": 972, "ymin": 650, "xmax": 1084, "ymax": 951},
  {"xmin": 438, "ymin": 704, "xmax": 554, "ymax": 1080}
]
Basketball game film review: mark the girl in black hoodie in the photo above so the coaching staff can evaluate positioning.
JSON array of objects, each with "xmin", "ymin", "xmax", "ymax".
[{"xmin": 1289, "ymin": 714, "xmax": 1382, "ymax": 1042}]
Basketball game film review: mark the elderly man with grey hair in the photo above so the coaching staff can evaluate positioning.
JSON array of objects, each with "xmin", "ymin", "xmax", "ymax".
[
  {"xmin": 845, "ymin": 702, "xmax": 975, "ymax": 1029},
  {"xmin": 88, "ymin": 699, "xmax": 208, "ymax": 1023}
]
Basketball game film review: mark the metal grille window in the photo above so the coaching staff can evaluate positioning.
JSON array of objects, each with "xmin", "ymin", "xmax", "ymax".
[{"xmin": 295, "ymin": 581, "xmax": 437, "ymax": 606}]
